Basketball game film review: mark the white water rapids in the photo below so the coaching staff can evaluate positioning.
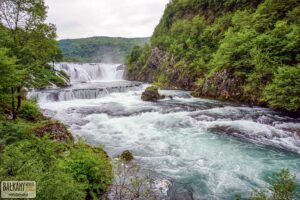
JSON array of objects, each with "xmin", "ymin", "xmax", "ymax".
[{"xmin": 33, "ymin": 63, "xmax": 300, "ymax": 199}]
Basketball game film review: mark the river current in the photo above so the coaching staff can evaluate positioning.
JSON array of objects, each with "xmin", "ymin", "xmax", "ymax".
[{"xmin": 31, "ymin": 63, "xmax": 300, "ymax": 199}]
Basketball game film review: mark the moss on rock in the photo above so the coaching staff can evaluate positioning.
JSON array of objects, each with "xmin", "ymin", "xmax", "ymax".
[
  {"xmin": 141, "ymin": 86, "xmax": 165, "ymax": 102},
  {"xmin": 120, "ymin": 150, "xmax": 134, "ymax": 162}
]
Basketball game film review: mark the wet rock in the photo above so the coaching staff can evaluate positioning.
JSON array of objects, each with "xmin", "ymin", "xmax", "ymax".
[
  {"xmin": 116, "ymin": 64, "xmax": 125, "ymax": 71},
  {"xmin": 120, "ymin": 150, "xmax": 134, "ymax": 162},
  {"xmin": 141, "ymin": 86, "xmax": 165, "ymax": 102},
  {"xmin": 33, "ymin": 120, "xmax": 74, "ymax": 142}
]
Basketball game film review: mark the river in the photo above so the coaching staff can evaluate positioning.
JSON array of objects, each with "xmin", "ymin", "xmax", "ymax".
[{"xmin": 30, "ymin": 63, "xmax": 300, "ymax": 200}]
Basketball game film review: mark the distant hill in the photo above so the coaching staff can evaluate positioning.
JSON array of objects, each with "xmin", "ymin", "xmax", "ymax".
[{"xmin": 59, "ymin": 36, "xmax": 150, "ymax": 63}]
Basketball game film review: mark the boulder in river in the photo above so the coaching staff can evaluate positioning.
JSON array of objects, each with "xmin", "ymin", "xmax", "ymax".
[
  {"xmin": 141, "ymin": 86, "xmax": 165, "ymax": 102},
  {"xmin": 120, "ymin": 150, "xmax": 134, "ymax": 162}
]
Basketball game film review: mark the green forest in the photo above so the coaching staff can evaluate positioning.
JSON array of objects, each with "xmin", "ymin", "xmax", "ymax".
[
  {"xmin": 59, "ymin": 36, "xmax": 149, "ymax": 63},
  {"xmin": 126, "ymin": 0, "xmax": 300, "ymax": 112}
]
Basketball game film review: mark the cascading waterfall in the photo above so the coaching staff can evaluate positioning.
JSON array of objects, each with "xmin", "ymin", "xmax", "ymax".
[
  {"xmin": 55, "ymin": 62, "xmax": 125, "ymax": 83},
  {"xmin": 28, "ymin": 63, "xmax": 140, "ymax": 102}
]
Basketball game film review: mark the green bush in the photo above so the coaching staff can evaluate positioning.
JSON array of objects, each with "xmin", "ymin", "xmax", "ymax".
[
  {"xmin": 263, "ymin": 66, "xmax": 300, "ymax": 112},
  {"xmin": 0, "ymin": 120, "xmax": 32, "ymax": 145},
  {"xmin": 19, "ymin": 100, "xmax": 43, "ymax": 121},
  {"xmin": 59, "ymin": 141, "xmax": 113, "ymax": 199},
  {"xmin": 0, "ymin": 137, "xmax": 87, "ymax": 200},
  {"xmin": 248, "ymin": 169, "xmax": 298, "ymax": 200},
  {"xmin": 0, "ymin": 136, "xmax": 113, "ymax": 199}
]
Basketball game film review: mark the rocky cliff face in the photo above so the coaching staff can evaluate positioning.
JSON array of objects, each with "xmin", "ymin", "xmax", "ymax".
[{"xmin": 191, "ymin": 69, "xmax": 245, "ymax": 101}]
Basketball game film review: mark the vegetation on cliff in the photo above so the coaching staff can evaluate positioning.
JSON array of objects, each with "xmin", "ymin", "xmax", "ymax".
[
  {"xmin": 126, "ymin": 0, "xmax": 300, "ymax": 112},
  {"xmin": 59, "ymin": 36, "xmax": 150, "ymax": 63}
]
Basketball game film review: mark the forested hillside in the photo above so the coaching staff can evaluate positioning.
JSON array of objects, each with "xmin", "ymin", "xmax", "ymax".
[
  {"xmin": 59, "ymin": 37, "xmax": 150, "ymax": 63},
  {"xmin": 126, "ymin": 0, "xmax": 300, "ymax": 112}
]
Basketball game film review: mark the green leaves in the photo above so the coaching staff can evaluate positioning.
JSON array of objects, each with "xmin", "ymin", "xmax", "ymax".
[
  {"xmin": 59, "ymin": 141, "xmax": 113, "ymax": 199},
  {"xmin": 263, "ymin": 65, "xmax": 300, "ymax": 111},
  {"xmin": 248, "ymin": 169, "xmax": 298, "ymax": 200},
  {"xmin": 0, "ymin": 135, "xmax": 113, "ymax": 200}
]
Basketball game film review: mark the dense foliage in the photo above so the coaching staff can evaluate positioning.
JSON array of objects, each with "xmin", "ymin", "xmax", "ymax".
[
  {"xmin": 126, "ymin": 0, "xmax": 300, "ymax": 112},
  {"xmin": 0, "ymin": 101, "xmax": 113, "ymax": 200},
  {"xmin": 0, "ymin": 0, "xmax": 67, "ymax": 119},
  {"xmin": 59, "ymin": 37, "xmax": 150, "ymax": 63}
]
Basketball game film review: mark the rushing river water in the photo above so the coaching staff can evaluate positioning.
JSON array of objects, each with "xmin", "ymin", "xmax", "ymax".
[{"xmin": 31, "ymin": 63, "xmax": 300, "ymax": 200}]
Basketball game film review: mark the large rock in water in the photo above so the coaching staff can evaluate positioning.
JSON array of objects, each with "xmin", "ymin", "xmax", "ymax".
[{"xmin": 141, "ymin": 86, "xmax": 164, "ymax": 102}]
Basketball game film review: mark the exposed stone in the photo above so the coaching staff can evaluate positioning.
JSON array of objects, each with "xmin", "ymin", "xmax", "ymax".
[
  {"xmin": 149, "ymin": 47, "xmax": 165, "ymax": 70},
  {"xmin": 141, "ymin": 86, "xmax": 164, "ymax": 102},
  {"xmin": 192, "ymin": 69, "xmax": 245, "ymax": 101},
  {"xmin": 33, "ymin": 120, "xmax": 74, "ymax": 142},
  {"xmin": 116, "ymin": 64, "xmax": 125, "ymax": 71},
  {"xmin": 120, "ymin": 150, "xmax": 134, "ymax": 162}
]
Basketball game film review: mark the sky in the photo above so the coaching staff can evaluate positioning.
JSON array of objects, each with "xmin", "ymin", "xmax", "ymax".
[{"xmin": 45, "ymin": 0, "xmax": 169, "ymax": 40}]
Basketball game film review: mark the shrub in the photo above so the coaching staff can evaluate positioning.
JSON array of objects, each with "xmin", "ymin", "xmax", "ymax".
[
  {"xmin": 59, "ymin": 142, "xmax": 113, "ymax": 199},
  {"xmin": 248, "ymin": 169, "xmax": 298, "ymax": 200},
  {"xmin": 263, "ymin": 66, "xmax": 300, "ymax": 112},
  {"xmin": 0, "ymin": 120, "xmax": 31, "ymax": 145},
  {"xmin": 0, "ymin": 137, "xmax": 87, "ymax": 200},
  {"xmin": 19, "ymin": 100, "xmax": 43, "ymax": 121}
]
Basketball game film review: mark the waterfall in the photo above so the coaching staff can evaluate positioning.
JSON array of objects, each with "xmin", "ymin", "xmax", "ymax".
[
  {"xmin": 54, "ymin": 63, "xmax": 125, "ymax": 83},
  {"xmin": 27, "ymin": 62, "xmax": 142, "ymax": 102},
  {"xmin": 28, "ymin": 81, "xmax": 143, "ymax": 102}
]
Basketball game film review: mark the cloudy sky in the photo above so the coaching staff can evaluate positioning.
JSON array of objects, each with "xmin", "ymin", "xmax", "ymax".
[{"xmin": 45, "ymin": 0, "xmax": 169, "ymax": 39}]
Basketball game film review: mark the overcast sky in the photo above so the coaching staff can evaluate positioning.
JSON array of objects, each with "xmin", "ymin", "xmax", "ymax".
[{"xmin": 45, "ymin": 0, "xmax": 169, "ymax": 39}]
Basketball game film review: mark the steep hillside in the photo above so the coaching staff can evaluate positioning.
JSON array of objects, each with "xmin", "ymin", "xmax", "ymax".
[
  {"xmin": 59, "ymin": 36, "xmax": 150, "ymax": 63},
  {"xmin": 126, "ymin": 0, "xmax": 300, "ymax": 112}
]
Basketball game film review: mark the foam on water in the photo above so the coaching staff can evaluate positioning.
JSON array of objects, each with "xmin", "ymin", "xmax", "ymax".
[{"xmin": 39, "ymin": 86, "xmax": 300, "ymax": 199}]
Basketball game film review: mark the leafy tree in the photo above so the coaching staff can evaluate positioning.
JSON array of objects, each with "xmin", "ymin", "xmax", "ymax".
[
  {"xmin": 263, "ymin": 66, "xmax": 300, "ymax": 111},
  {"xmin": 0, "ymin": 0, "xmax": 64, "ymax": 119},
  {"xmin": 0, "ymin": 48, "xmax": 24, "ymax": 119}
]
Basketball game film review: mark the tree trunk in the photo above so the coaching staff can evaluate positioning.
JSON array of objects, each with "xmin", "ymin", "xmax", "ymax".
[
  {"xmin": 11, "ymin": 87, "xmax": 16, "ymax": 120},
  {"xmin": 16, "ymin": 86, "xmax": 22, "ymax": 112}
]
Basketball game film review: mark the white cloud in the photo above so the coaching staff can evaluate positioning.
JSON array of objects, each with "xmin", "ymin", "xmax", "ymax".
[{"xmin": 45, "ymin": 0, "xmax": 169, "ymax": 39}]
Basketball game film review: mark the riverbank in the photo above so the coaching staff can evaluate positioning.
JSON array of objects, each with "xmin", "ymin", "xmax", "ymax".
[{"xmin": 0, "ymin": 99, "xmax": 113, "ymax": 199}]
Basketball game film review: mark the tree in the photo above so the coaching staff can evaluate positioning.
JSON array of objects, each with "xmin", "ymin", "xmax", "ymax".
[
  {"xmin": 263, "ymin": 65, "xmax": 300, "ymax": 112},
  {"xmin": 0, "ymin": 48, "xmax": 24, "ymax": 119},
  {"xmin": 0, "ymin": 0, "xmax": 62, "ymax": 119}
]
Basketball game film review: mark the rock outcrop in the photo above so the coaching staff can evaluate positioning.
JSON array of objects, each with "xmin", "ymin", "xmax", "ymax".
[
  {"xmin": 33, "ymin": 120, "xmax": 74, "ymax": 142},
  {"xmin": 141, "ymin": 86, "xmax": 165, "ymax": 102},
  {"xmin": 191, "ymin": 69, "xmax": 245, "ymax": 101}
]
